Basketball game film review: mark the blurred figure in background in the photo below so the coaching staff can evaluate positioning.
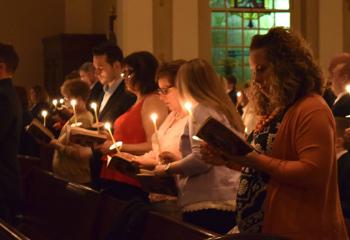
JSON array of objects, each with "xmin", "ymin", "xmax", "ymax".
[
  {"xmin": 328, "ymin": 53, "xmax": 350, "ymax": 117},
  {"xmin": 237, "ymin": 83, "xmax": 257, "ymax": 135},
  {"xmin": 29, "ymin": 85, "xmax": 50, "ymax": 120},
  {"xmin": 335, "ymin": 118, "xmax": 350, "ymax": 223},
  {"xmin": 15, "ymin": 86, "xmax": 39, "ymax": 157},
  {"xmin": 225, "ymin": 75, "xmax": 238, "ymax": 105},
  {"xmin": 79, "ymin": 62, "xmax": 103, "ymax": 106}
]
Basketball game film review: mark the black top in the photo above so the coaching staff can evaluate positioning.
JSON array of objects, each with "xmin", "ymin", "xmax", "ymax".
[
  {"xmin": 0, "ymin": 78, "xmax": 22, "ymax": 202},
  {"xmin": 332, "ymin": 94, "xmax": 350, "ymax": 117},
  {"xmin": 338, "ymin": 151, "xmax": 350, "ymax": 218}
]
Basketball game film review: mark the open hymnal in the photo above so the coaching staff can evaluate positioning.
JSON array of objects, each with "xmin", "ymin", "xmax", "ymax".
[
  {"xmin": 195, "ymin": 116, "xmax": 255, "ymax": 156},
  {"xmin": 136, "ymin": 171, "xmax": 178, "ymax": 196},
  {"xmin": 107, "ymin": 153, "xmax": 140, "ymax": 177},
  {"xmin": 68, "ymin": 127, "xmax": 107, "ymax": 146},
  {"xmin": 107, "ymin": 154, "xmax": 178, "ymax": 196},
  {"xmin": 25, "ymin": 118, "xmax": 55, "ymax": 144}
]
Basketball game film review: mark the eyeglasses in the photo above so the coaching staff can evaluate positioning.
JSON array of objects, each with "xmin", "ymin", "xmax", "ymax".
[
  {"xmin": 120, "ymin": 68, "xmax": 135, "ymax": 80},
  {"xmin": 157, "ymin": 86, "xmax": 174, "ymax": 95}
]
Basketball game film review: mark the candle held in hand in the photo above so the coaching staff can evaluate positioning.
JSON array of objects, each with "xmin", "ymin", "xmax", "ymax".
[
  {"xmin": 41, "ymin": 110, "xmax": 48, "ymax": 127},
  {"xmin": 70, "ymin": 99, "xmax": 78, "ymax": 124},
  {"xmin": 90, "ymin": 102, "xmax": 99, "ymax": 124}
]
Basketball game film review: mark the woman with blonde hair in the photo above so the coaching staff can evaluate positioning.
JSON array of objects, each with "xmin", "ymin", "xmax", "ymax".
[{"xmin": 154, "ymin": 58, "xmax": 244, "ymax": 234}]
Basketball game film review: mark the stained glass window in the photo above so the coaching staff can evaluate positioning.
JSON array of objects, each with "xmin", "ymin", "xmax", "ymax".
[{"xmin": 210, "ymin": 0, "xmax": 290, "ymax": 84}]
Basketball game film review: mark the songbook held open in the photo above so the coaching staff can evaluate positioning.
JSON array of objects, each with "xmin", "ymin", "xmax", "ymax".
[
  {"xmin": 195, "ymin": 116, "xmax": 255, "ymax": 156},
  {"xmin": 69, "ymin": 127, "xmax": 107, "ymax": 146},
  {"xmin": 25, "ymin": 118, "xmax": 55, "ymax": 144}
]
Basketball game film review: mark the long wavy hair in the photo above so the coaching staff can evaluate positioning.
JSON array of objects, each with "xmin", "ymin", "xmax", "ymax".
[
  {"xmin": 176, "ymin": 58, "xmax": 244, "ymax": 132},
  {"xmin": 249, "ymin": 27, "xmax": 324, "ymax": 115}
]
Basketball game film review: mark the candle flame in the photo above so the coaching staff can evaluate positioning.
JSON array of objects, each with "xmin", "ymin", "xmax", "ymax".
[
  {"xmin": 150, "ymin": 113, "xmax": 158, "ymax": 122},
  {"xmin": 104, "ymin": 122, "xmax": 111, "ymax": 130},
  {"xmin": 41, "ymin": 110, "xmax": 48, "ymax": 117},
  {"xmin": 184, "ymin": 102, "xmax": 192, "ymax": 111},
  {"xmin": 70, "ymin": 99, "xmax": 77, "ymax": 107},
  {"xmin": 52, "ymin": 99, "xmax": 58, "ymax": 106},
  {"xmin": 90, "ymin": 102, "xmax": 97, "ymax": 110},
  {"xmin": 237, "ymin": 91, "xmax": 242, "ymax": 97},
  {"xmin": 59, "ymin": 98, "xmax": 64, "ymax": 104},
  {"xmin": 346, "ymin": 84, "xmax": 350, "ymax": 94}
]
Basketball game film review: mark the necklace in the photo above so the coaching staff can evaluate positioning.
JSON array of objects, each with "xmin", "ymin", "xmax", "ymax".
[{"xmin": 254, "ymin": 108, "xmax": 281, "ymax": 134}]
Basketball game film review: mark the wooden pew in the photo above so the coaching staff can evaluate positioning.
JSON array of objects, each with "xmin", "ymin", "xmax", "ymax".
[
  {"xmin": 207, "ymin": 233, "xmax": 289, "ymax": 240},
  {"xmin": 17, "ymin": 154, "xmax": 41, "ymax": 178},
  {"xmin": 0, "ymin": 219, "xmax": 30, "ymax": 240},
  {"xmin": 141, "ymin": 211, "xmax": 219, "ymax": 240},
  {"xmin": 18, "ymin": 168, "xmax": 101, "ymax": 240},
  {"xmin": 92, "ymin": 192, "xmax": 128, "ymax": 240}
]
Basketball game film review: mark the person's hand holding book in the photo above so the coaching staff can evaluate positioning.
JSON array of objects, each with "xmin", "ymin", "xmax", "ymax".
[
  {"xmin": 159, "ymin": 151, "xmax": 179, "ymax": 164},
  {"xmin": 200, "ymin": 142, "xmax": 246, "ymax": 171},
  {"xmin": 95, "ymin": 139, "xmax": 113, "ymax": 155}
]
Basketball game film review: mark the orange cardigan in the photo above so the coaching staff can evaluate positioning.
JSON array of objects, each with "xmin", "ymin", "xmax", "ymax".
[{"xmin": 257, "ymin": 94, "xmax": 348, "ymax": 239}]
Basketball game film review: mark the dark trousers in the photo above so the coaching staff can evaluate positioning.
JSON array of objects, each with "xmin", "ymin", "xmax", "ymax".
[{"xmin": 183, "ymin": 209, "xmax": 236, "ymax": 235}]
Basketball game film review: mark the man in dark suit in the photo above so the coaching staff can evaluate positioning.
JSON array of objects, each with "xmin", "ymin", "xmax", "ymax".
[
  {"xmin": 92, "ymin": 42, "xmax": 136, "ymax": 123},
  {"xmin": 329, "ymin": 53, "xmax": 350, "ymax": 117},
  {"xmin": 90, "ymin": 42, "xmax": 135, "ymax": 187},
  {"xmin": 79, "ymin": 62, "xmax": 103, "ymax": 108},
  {"xmin": 0, "ymin": 43, "xmax": 22, "ymax": 223}
]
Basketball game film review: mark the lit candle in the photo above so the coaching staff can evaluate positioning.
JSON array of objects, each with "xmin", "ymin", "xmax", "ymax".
[
  {"xmin": 184, "ymin": 101, "xmax": 196, "ymax": 146},
  {"xmin": 59, "ymin": 98, "xmax": 64, "ymax": 104},
  {"xmin": 236, "ymin": 91, "xmax": 242, "ymax": 97},
  {"xmin": 52, "ymin": 99, "xmax": 58, "ymax": 108},
  {"xmin": 90, "ymin": 102, "xmax": 99, "ymax": 124},
  {"xmin": 150, "ymin": 113, "xmax": 158, "ymax": 133},
  {"xmin": 346, "ymin": 84, "xmax": 350, "ymax": 94},
  {"xmin": 184, "ymin": 102, "xmax": 193, "ymax": 118},
  {"xmin": 41, "ymin": 110, "xmax": 48, "ymax": 127},
  {"xmin": 104, "ymin": 122, "xmax": 120, "ymax": 154},
  {"xmin": 70, "ymin": 99, "xmax": 77, "ymax": 124},
  {"xmin": 150, "ymin": 113, "xmax": 162, "ymax": 161}
]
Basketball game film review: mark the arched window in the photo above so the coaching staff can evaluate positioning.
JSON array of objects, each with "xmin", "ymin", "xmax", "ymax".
[{"xmin": 210, "ymin": 0, "xmax": 290, "ymax": 84}]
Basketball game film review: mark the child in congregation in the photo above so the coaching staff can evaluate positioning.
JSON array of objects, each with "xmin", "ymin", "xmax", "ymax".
[{"xmin": 49, "ymin": 79, "xmax": 94, "ymax": 184}]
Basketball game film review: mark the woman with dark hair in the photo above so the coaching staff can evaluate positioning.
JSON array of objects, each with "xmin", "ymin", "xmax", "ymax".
[
  {"xmin": 96, "ymin": 51, "xmax": 168, "ymax": 201},
  {"xmin": 203, "ymin": 27, "xmax": 348, "ymax": 239}
]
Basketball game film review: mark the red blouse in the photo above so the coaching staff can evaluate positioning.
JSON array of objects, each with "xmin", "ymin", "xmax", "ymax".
[{"xmin": 100, "ymin": 97, "xmax": 148, "ymax": 187}]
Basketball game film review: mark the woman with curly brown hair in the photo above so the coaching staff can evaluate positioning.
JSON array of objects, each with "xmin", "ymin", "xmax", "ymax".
[{"xmin": 204, "ymin": 27, "xmax": 348, "ymax": 239}]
